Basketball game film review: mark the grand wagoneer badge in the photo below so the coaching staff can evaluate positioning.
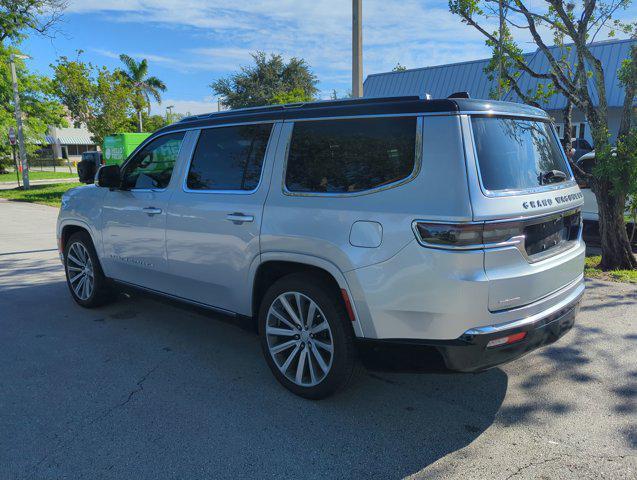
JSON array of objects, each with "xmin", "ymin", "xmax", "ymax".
[{"xmin": 523, "ymin": 192, "xmax": 583, "ymax": 210}]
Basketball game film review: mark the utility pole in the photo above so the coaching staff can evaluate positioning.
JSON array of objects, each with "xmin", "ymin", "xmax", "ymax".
[
  {"xmin": 9, "ymin": 53, "xmax": 30, "ymax": 190},
  {"xmin": 497, "ymin": 0, "xmax": 504, "ymax": 100},
  {"xmin": 166, "ymin": 105, "xmax": 174, "ymax": 123},
  {"xmin": 352, "ymin": 0, "xmax": 363, "ymax": 98}
]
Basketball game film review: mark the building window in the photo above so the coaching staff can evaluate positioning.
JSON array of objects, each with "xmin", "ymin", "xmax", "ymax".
[{"xmin": 555, "ymin": 122, "xmax": 587, "ymax": 140}]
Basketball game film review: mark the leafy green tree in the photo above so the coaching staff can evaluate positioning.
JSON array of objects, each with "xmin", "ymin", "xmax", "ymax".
[
  {"xmin": 1, "ymin": 45, "xmax": 65, "ymax": 170},
  {"xmin": 131, "ymin": 112, "xmax": 171, "ymax": 133},
  {"xmin": 0, "ymin": 0, "xmax": 66, "ymax": 45},
  {"xmin": 270, "ymin": 87, "xmax": 315, "ymax": 105},
  {"xmin": 449, "ymin": 0, "xmax": 637, "ymax": 269},
  {"xmin": 392, "ymin": 63, "xmax": 407, "ymax": 72},
  {"xmin": 1, "ymin": 1, "xmax": 67, "ymax": 171},
  {"xmin": 87, "ymin": 68, "xmax": 134, "ymax": 145},
  {"xmin": 118, "ymin": 54, "xmax": 166, "ymax": 133},
  {"xmin": 211, "ymin": 52, "xmax": 318, "ymax": 109},
  {"xmin": 50, "ymin": 52, "xmax": 93, "ymax": 127},
  {"xmin": 51, "ymin": 56, "xmax": 134, "ymax": 145}
]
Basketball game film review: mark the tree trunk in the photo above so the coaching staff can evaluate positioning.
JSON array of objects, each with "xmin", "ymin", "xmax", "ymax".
[
  {"xmin": 595, "ymin": 178, "xmax": 637, "ymax": 269},
  {"xmin": 584, "ymin": 112, "xmax": 636, "ymax": 270},
  {"xmin": 137, "ymin": 110, "xmax": 143, "ymax": 133},
  {"xmin": 563, "ymin": 101, "xmax": 572, "ymax": 151}
]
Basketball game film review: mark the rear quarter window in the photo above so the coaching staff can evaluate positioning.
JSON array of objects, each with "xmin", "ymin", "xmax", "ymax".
[{"xmin": 285, "ymin": 116, "xmax": 417, "ymax": 194}]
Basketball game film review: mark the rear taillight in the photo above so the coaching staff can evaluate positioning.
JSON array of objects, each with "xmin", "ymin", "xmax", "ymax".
[
  {"xmin": 414, "ymin": 223, "xmax": 483, "ymax": 248},
  {"xmin": 414, "ymin": 221, "xmax": 524, "ymax": 249}
]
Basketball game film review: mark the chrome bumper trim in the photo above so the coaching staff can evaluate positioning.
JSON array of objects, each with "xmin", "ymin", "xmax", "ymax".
[{"xmin": 464, "ymin": 276, "xmax": 585, "ymax": 335}]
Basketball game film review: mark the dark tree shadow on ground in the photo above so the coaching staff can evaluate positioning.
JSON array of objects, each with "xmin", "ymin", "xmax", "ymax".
[
  {"xmin": 497, "ymin": 280, "xmax": 637, "ymax": 450},
  {"xmin": 1, "ymin": 278, "xmax": 508, "ymax": 480},
  {"xmin": 2, "ymin": 269, "xmax": 635, "ymax": 479}
]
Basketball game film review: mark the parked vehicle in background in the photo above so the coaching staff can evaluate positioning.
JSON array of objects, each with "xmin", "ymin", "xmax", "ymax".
[
  {"xmin": 575, "ymin": 151, "xmax": 636, "ymax": 246},
  {"xmin": 77, "ymin": 151, "xmax": 102, "ymax": 184},
  {"xmin": 103, "ymin": 133, "xmax": 150, "ymax": 166},
  {"xmin": 571, "ymin": 139, "xmax": 593, "ymax": 162},
  {"xmin": 575, "ymin": 151, "xmax": 598, "ymax": 223},
  {"xmin": 57, "ymin": 96, "xmax": 586, "ymax": 398}
]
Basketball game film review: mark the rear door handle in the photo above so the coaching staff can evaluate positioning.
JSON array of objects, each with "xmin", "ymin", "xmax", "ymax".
[
  {"xmin": 226, "ymin": 213, "xmax": 254, "ymax": 224},
  {"xmin": 143, "ymin": 207, "xmax": 163, "ymax": 216}
]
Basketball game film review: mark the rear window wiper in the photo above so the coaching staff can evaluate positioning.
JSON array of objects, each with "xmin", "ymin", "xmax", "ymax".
[{"xmin": 539, "ymin": 170, "xmax": 568, "ymax": 185}]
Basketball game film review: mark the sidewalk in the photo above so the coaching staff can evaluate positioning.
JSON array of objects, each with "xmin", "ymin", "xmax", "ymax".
[{"xmin": 0, "ymin": 177, "xmax": 79, "ymax": 191}]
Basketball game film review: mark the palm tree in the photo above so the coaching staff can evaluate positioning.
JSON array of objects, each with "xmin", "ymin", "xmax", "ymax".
[{"xmin": 118, "ymin": 54, "xmax": 166, "ymax": 132}]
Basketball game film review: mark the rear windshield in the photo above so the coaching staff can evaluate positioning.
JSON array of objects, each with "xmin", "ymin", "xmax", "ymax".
[{"xmin": 471, "ymin": 117, "xmax": 570, "ymax": 192}]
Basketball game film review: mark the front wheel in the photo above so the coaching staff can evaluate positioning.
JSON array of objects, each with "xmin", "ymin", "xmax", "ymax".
[
  {"xmin": 64, "ymin": 231, "xmax": 113, "ymax": 308},
  {"xmin": 259, "ymin": 273, "xmax": 357, "ymax": 399}
]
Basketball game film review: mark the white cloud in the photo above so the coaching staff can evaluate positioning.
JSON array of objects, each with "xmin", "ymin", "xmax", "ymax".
[
  {"xmin": 150, "ymin": 97, "xmax": 220, "ymax": 116},
  {"xmin": 68, "ymin": 1, "xmax": 493, "ymax": 85},
  {"xmin": 68, "ymin": 0, "xmax": 632, "ymax": 98}
]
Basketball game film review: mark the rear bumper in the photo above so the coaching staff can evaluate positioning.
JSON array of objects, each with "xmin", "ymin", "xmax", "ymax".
[
  {"xmin": 438, "ymin": 293, "xmax": 581, "ymax": 371},
  {"xmin": 358, "ymin": 281, "xmax": 583, "ymax": 372}
]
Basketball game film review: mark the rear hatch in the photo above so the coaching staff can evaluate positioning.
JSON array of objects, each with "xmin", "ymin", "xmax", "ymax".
[{"xmin": 464, "ymin": 115, "xmax": 585, "ymax": 311}]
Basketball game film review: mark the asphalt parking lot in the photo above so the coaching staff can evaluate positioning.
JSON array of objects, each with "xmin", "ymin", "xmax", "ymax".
[{"xmin": 1, "ymin": 200, "xmax": 635, "ymax": 479}]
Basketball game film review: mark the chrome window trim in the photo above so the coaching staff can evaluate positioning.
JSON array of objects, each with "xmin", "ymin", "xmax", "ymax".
[
  {"xmin": 284, "ymin": 112, "xmax": 430, "ymax": 122},
  {"xmin": 457, "ymin": 110, "xmax": 549, "ymax": 120},
  {"xmin": 181, "ymin": 121, "xmax": 277, "ymax": 195},
  {"xmin": 281, "ymin": 115, "xmax": 423, "ymax": 198},
  {"xmin": 119, "ymin": 130, "xmax": 187, "ymax": 192},
  {"xmin": 282, "ymin": 111, "xmax": 550, "ymax": 122},
  {"xmin": 467, "ymin": 114, "xmax": 576, "ymax": 198}
]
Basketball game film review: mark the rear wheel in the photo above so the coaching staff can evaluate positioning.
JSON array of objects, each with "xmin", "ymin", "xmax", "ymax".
[
  {"xmin": 64, "ymin": 231, "xmax": 113, "ymax": 308},
  {"xmin": 259, "ymin": 273, "xmax": 357, "ymax": 399}
]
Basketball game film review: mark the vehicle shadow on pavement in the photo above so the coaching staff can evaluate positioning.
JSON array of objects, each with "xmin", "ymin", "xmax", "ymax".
[{"xmin": 1, "ymin": 277, "xmax": 508, "ymax": 480}]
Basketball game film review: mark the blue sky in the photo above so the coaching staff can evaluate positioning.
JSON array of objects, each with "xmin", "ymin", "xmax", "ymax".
[{"xmin": 20, "ymin": 0, "xmax": 633, "ymax": 116}]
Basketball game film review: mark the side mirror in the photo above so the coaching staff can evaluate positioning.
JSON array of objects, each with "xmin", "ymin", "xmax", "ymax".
[{"xmin": 96, "ymin": 164, "xmax": 122, "ymax": 189}]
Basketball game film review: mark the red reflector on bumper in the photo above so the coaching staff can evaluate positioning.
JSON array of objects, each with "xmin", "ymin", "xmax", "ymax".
[{"xmin": 486, "ymin": 331, "xmax": 527, "ymax": 348}]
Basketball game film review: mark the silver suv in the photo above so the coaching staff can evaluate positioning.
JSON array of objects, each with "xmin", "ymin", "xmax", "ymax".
[{"xmin": 57, "ymin": 96, "xmax": 585, "ymax": 398}]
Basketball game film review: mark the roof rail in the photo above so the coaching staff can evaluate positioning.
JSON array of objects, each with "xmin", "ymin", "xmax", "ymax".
[
  {"xmin": 448, "ymin": 91, "xmax": 471, "ymax": 99},
  {"xmin": 177, "ymin": 96, "xmax": 424, "ymax": 123}
]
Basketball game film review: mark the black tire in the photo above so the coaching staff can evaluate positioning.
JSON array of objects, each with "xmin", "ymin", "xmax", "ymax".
[
  {"xmin": 64, "ymin": 231, "xmax": 113, "ymax": 308},
  {"xmin": 258, "ymin": 273, "xmax": 358, "ymax": 399}
]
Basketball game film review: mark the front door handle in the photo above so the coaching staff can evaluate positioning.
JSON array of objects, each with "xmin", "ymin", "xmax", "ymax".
[
  {"xmin": 226, "ymin": 213, "xmax": 254, "ymax": 224},
  {"xmin": 143, "ymin": 207, "xmax": 163, "ymax": 216}
]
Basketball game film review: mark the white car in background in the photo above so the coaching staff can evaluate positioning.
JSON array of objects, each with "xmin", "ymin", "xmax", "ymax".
[
  {"xmin": 575, "ymin": 151, "xmax": 599, "ymax": 222},
  {"xmin": 576, "ymin": 151, "xmax": 636, "ymax": 244}
]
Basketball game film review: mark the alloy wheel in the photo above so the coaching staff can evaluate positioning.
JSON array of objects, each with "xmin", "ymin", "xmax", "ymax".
[
  {"xmin": 66, "ymin": 242, "xmax": 94, "ymax": 301},
  {"xmin": 266, "ymin": 291, "xmax": 334, "ymax": 387}
]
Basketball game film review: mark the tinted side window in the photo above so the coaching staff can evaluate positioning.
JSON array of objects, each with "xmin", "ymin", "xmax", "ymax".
[
  {"xmin": 285, "ymin": 117, "xmax": 417, "ymax": 193},
  {"xmin": 187, "ymin": 124, "xmax": 273, "ymax": 191},
  {"xmin": 122, "ymin": 132, "xmax": 185, "ymax": 190}
]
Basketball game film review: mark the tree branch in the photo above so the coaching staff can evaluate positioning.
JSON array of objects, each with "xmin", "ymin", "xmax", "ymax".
[
  {"xmin": 458, "ymin": 12, "xmax": 554, "ymax": 80},
  {"xmin": 513, "ymin": 1, "xmax": 578, "ymax": 93},
  {"xmin": 502, "ymin": 70, "xmax": 542, "ymax": 108}
]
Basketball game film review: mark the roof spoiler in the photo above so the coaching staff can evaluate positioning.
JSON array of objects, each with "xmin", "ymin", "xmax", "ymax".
[{"xmin": 448, "ymin": 91, "xmax": 470, "ymax": 99}]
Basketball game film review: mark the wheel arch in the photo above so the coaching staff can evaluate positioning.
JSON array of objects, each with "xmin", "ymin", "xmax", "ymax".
[
  {"xmin": 59, "ymin": 220, "xmax": 100, "ymax": 262},
  {"xmin": 251, "ymin": 253, "xmax": 364, "ymax": 337}
]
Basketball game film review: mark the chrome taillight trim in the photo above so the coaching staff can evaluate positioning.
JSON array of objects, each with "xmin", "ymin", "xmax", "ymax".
[{"xmin": 412, "ymin": 208, "xmax": 582, "ymax": 262}]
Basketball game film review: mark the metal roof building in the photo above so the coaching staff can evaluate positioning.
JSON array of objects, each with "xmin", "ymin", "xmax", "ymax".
[{"xmin": 364, "ymin": 39, "xmax": 635, "ymax": 113}]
